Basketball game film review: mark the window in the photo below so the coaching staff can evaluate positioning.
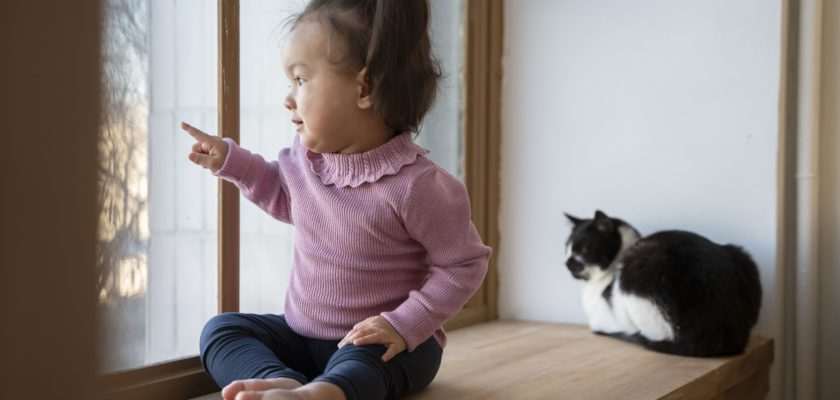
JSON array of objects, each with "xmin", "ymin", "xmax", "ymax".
[
  {"xmin": 238, "ymin": 0, "xmax": 296, "ymax": 314},
  {"xmin": 100, "ymin": 1, "xmax": 501, "ymax": 398},
  {"xmin": 98, "ymin": 0, "xmax": 219, "ymax": 373}
]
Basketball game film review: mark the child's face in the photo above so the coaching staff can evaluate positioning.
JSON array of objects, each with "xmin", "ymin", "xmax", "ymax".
[{"xmin": 283, "ymin": 20, "xmax": 365, "ymax": 154}]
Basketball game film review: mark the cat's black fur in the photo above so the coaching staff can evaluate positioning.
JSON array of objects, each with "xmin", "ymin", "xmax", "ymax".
[{"xmin": 564, "ymin": 210, "xmax": 762, "ymax": 357}]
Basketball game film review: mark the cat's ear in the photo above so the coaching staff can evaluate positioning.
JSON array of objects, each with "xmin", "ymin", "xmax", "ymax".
[
  {"xmin": 565, "ymin": 212, "xmax": 584, "ymax": 226},
  {"xmin": 594, "ymin": 210, "xmax": 614, "ymax": 232}
]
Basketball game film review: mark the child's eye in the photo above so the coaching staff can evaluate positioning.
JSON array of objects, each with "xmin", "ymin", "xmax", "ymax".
[{"xmin": 294, "ymin": 77, "xmax": 305, "ymax": 86}]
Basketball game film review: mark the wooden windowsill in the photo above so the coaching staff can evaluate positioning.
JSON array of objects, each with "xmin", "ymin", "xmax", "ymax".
[{"xmin": 191, "ymin": 320, "xmax": 774, "ymax": 400}]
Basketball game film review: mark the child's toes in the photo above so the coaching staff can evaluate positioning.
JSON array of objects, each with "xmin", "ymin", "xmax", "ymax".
[
  {"xmin": 222, "ymin": 380, "xmax": 247, "ymax": 400},
  {"xmin": 224, "ymin": 378, "xmax": 303, "ymax": 400},
  {"xmin": 223, "ymin": 380, "xmax": 267, "ymax": 400},
  {"xmin": 234, "ymin": 391, "xmax": 264, "ymax": 400}
]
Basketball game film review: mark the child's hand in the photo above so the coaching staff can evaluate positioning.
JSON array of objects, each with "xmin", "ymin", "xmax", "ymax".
[
  {"xmin": 181, "ymin": 121, "xmax": 229, "ymax": 173},
  {"xmin": 338, "ymin": 315, "xmax": 407, "ymax": 362}
]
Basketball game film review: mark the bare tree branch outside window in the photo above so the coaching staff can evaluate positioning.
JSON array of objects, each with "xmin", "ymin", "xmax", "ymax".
[{"xmin": 97, "ymin": 0, "xmax": 149, "ymax": 372}]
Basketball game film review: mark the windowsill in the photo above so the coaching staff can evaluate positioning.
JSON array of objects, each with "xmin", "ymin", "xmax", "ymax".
[{"xmin": 190, "ymin": 320, "xmax": 774, "ymax": 400}]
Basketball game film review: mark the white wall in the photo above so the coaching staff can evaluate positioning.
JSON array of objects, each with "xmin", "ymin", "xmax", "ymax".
[{"xmin": 499, "ymin": 0, "xmax": 782, "ymax": 395}]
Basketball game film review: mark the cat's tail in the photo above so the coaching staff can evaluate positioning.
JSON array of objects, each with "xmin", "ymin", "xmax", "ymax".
[
  {"xmin": 595, "ymin": 331, "xmax": 705, "ymax": 357},
  {"xmin": 594, "ymin": 330, "xmax": 648, "ymax": 345},
  {"xmin": 644, "ymin": 337, "xmax": 749, "ymax": 357},
  {"xmin": 595, "ymin": 330, "xmax": 748, "ymax": 357}
]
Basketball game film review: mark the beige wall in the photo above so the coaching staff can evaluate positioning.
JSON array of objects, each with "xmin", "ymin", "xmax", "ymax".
[{"xmin": 818, "ymin": 0, "xmax": 840, "ymax": 398}]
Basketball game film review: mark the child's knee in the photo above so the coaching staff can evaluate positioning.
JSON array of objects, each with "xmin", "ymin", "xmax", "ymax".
[
  {"xmin": 339, "ymin": 343, "xmax": 387, "ymax": 360},
  {"xmin": 327, "ymin": 343, "xmax": 388, "ymax": 372},
  {"xmin": 319, "ymin": 345, "xmax": 389, "ymax": 400},
  {"xmin": 199, "ymin": 312, "xmax": 244, "ymax": 354}
]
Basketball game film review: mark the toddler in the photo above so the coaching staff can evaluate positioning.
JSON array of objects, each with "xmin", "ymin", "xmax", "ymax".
[{"xmin": 184, "ymin": 1, "xmax": 491, "ymax": 399}]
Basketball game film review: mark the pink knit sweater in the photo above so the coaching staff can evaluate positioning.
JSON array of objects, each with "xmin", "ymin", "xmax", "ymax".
[{"xmin": 215, "ymin": 133, "xmax": 491, "ymax": 351}]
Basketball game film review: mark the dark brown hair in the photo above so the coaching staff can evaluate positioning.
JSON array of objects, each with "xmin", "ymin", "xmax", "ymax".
[{"xmin": 291, "ymin": 0, "xmax": 441, "ymax": 134}]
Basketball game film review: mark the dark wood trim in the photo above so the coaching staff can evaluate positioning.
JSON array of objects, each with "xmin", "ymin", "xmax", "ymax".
[
  {"xmin": 776, "ymin": 0, "xmax": 796, "ymax": 396},
  {"xmin": 444, "ymin": 305, "xmax": 490, "ymax": 331},
  {"xmin": 484, "ymin": 0, "xmax": 503, "ymax": 322},
  {"xmin": 451, "ymin": 0, "xmax": 503, "ymax": 328},
  {"xmin": 462, "ymin": 0, "xmax": 488, "ymax": 313},
  {"xmin": 102, "ymin": 357, "xmax": 217, "ymax": 400},
  {"xmin": 218, "ymin": 0, "xmax": 240, "ymax": 314},
  {"xmin": 2, "ymin": 2, "xmax": 102, "ymax": 399}
]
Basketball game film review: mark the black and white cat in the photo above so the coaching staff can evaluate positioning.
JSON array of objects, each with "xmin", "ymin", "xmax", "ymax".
[{"xmin": 564, "ymin": 210, "xmax": 762, "ymax": 357}]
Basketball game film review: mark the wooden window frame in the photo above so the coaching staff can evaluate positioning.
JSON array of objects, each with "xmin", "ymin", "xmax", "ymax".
[
  {"xmin": 101, "ymin": 1, "xmax": 502, "ymax": 398},
  {"xmin": 444, "ymin": 0, "xmax": 502, "ymax": 331}
]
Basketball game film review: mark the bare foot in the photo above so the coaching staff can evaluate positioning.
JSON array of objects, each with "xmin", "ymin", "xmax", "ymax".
[
  {"xmin": 233, "ymin": 382, "xmax": 345, "ymax": 400},
  {"xmin": 222, "ymin": 377, "xmax": 304, "ymax": 400},
  {"xmin": 233, "ymin": 388, "xmax": 303, "ymax": 400}
]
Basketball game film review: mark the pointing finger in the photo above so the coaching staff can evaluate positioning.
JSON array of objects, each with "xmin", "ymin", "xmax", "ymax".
[{"xmin": 181, "ymin": 121, "xmax": 212, "ymax": 142}]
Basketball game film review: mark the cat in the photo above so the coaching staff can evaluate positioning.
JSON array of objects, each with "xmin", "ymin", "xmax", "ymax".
[{"xmin": 563, "ymin": 210, "xmax": 762, "ymax": 357}]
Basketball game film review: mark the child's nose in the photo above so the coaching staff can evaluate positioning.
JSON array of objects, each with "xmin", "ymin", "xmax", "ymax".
[{"xmin": 284, "ymin": 95, "xmax": 295, "ymax": 111}]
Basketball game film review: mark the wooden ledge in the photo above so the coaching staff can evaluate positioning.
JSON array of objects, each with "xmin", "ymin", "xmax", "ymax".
[
  {"xmin": 193, "ymin": 320, "xmax": 774, "ymax": 400},
  {"xmin": 408, "ymin": 320, "xmax": 773, "ymax": 400}
]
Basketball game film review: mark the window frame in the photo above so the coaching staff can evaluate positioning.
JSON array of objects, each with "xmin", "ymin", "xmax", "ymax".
[{"xmin": 101, "ymin": 1, "xmax": 502, "ymax": 398}]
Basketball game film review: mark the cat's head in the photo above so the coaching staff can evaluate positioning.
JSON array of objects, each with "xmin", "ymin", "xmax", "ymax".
[{"xmin": 563, "ymin": 210, "xmax": 639, "ymax": 281}]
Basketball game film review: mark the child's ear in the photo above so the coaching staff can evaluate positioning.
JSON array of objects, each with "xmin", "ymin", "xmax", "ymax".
[{"xmin": 356, "ymin": 67, "xmax": 373, "ymax": 109}]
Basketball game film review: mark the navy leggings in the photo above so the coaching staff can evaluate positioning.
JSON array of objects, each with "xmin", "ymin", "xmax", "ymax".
[{"xmin": 199, "ymin": 313, "xmax": 442, "ymax": 400}]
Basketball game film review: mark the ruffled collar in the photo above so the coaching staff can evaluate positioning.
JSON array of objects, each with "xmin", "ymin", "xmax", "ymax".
[{"xmin": 305, "ymin": 132, "xmax": 429, "ymax": 188}]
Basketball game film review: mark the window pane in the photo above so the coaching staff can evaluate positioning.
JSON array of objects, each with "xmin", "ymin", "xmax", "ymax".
[
  {"xmin": 238, "ymin": 0, "xmax": 465, "ymax": 314},
  {"xmin": 98, "ymin": 0, "xmax": 218, "ymax": 373},
  {"xmin": 420, "ymin": 0, "xmax": 466, "ymax": 181},
  {"xmin": 239, "ymin": 0, "xmax": 297, "ymax": 314}
]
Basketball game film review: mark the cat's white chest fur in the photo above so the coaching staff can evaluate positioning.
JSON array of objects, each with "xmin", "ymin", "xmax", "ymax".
[
  {"xmin": 581, "ymin": 269, "xmax": 622, "ymax": 333},
  {"xmin": 581, "ymin": 269, "xmax": 675, "ymax": 342}
]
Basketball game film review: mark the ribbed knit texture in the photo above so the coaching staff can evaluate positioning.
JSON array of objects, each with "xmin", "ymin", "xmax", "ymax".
[{"xmin": 215, "ymin": 133, "xmax": 491, "ymax": 351}]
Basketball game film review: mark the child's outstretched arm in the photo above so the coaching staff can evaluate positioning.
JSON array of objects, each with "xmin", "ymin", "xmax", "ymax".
[
  {"xmin": 181, "ymin": 122, "xmax": 293, "ymax": 224},
  {"xmin": 381, "ymin": 168, "xmax": 492, "ymax": 352}
]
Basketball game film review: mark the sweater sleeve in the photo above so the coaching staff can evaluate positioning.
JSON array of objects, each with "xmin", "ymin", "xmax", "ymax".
[
  {"xmin": 380, "ymin": 168, "xmax": 492, "ymax": 351},
  {"xmin": 214, "ymin": 138, "xmax": 292, "ymax": 224}
]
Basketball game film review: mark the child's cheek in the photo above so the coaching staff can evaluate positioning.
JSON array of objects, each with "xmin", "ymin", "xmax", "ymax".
[
  {"xmin": 295, "ymin": 89, "xmax": 309, "ymax": 118},
  {"xmin": 301, "ymin": 87, "xmax": 318, "ymax": 114}
]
